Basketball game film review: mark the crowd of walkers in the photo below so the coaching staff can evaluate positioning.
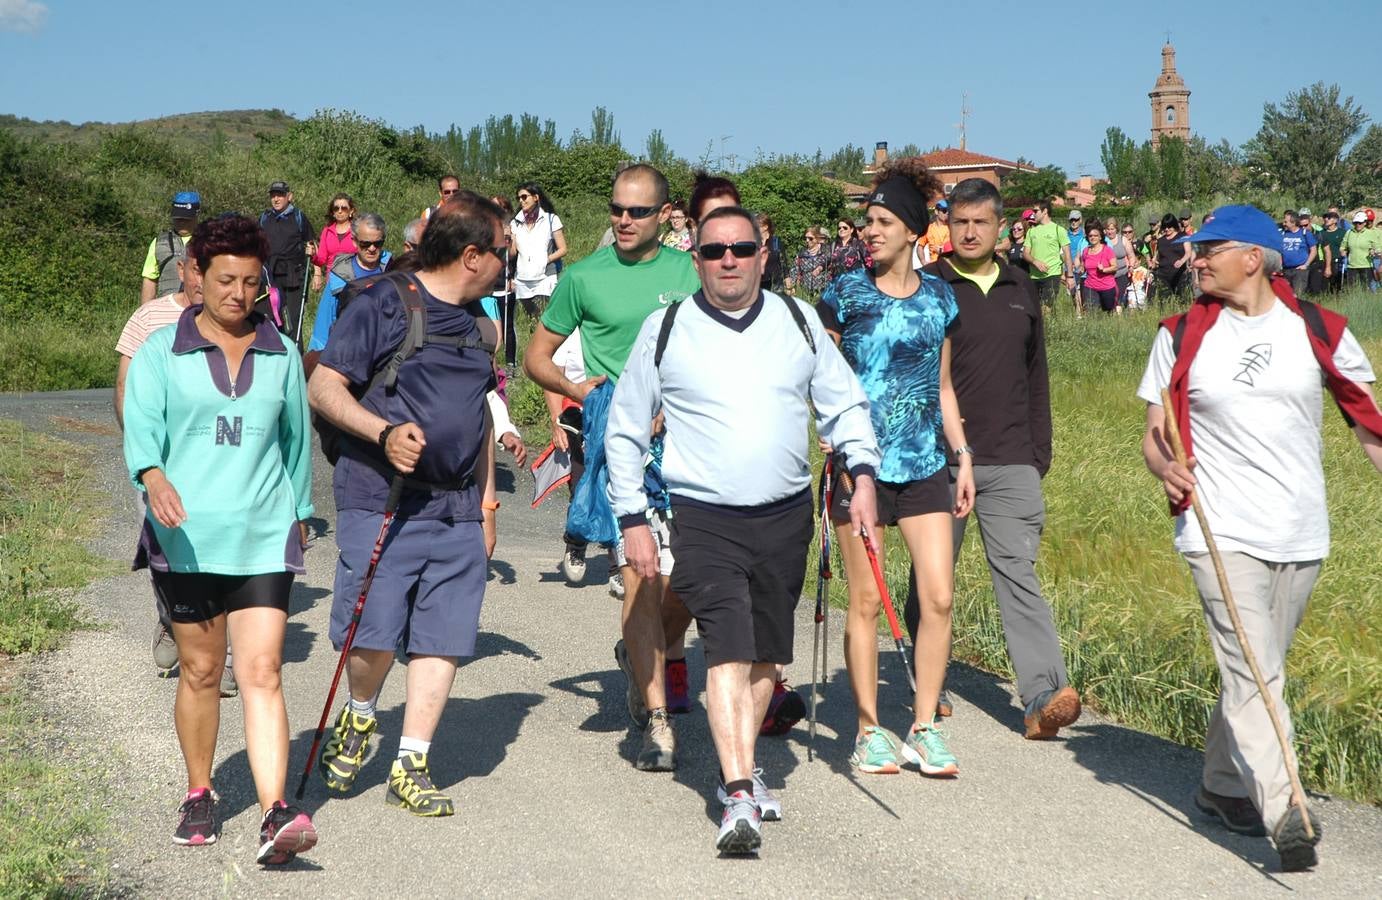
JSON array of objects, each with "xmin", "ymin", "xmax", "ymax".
[{"xmin": 117, "ymin": 165, "xmax": 1382, "ymax": 868}]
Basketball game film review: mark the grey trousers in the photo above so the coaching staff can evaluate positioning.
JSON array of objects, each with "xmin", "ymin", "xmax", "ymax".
[
  {"xmin": 904, "ymin": 464, "xmax": 1068, "ymax": 708},
  {"xmin": 1184, "ymin": 551, "xmax": 1319, "ymax": 835}
]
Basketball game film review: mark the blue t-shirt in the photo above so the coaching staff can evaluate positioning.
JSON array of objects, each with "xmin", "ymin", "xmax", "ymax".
[
  {"xmin": 818, "ymin": 267, "xmax": 958, "ymax": 483},
  {"xmin": 319, "ymin": 275, "xmax": 497, "ymax": 519},
  {"xmin": 1067, "ymin": 227, "xmax": 1088, "ymax": 274},
  {"xmin": 1280, "ymin": 227, "xmax": 1316, "ymax": 268}
]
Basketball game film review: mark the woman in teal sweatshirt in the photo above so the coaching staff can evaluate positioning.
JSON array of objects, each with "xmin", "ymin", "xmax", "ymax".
[{"xmin": 123, "ymin": 215, "xmax": 317, "ymax": 865}]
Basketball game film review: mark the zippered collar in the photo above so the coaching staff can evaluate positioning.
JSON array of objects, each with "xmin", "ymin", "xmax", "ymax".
[{"xmin": 171, "ymin": 305, "xmax": 287, "ymax": 355}]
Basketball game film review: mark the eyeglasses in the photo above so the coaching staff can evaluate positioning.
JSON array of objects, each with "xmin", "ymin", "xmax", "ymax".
[
  {"xmin": 441, "ymin": 188, "xmax": 459, "ymax": 196},
  {"xmin": 1122, "ymin": 228, "xmax": 1134, "ymax": 234},
  {"xmin": 1193, "ymin": 242, "xmax": 1246, "ymax": 260},
  {"xmin": 333, "ymin": 204, "xmax": 351, "ymax": 212},
  {"xmin": 609, "ymin": 202, "xmax": 660, "ymax": 219},
  {"xmin": 357, "ymin": 239, "xmax": 385, "ymax": 250},
  {"xmin": 838, "ymin": 225, "xmax": 850, "ymax": 231},
  {"xmin": 697, "ymin": 241, "xmax": 759, "ymax": 260},
  {"xmin": 517, "ymin": 193, "xmax": 532, "ymax": 200},
  {"xmin": 482, "ymin": 245, "xmax": 506, "ymax": 261}
]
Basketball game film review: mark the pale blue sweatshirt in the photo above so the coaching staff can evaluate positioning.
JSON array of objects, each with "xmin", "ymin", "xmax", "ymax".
[{"xmin": 123, "ymin": 306, "xmax": 314, "ymax": 575}]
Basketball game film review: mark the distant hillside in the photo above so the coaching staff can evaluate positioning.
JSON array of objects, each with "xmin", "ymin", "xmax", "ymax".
[{"xmin": 0, "ymin": 109, "xmax": 296, "ymax": 149}]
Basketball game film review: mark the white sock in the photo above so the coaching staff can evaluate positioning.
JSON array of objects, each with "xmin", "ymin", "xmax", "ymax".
[
  {"xmin": 347, "ymin": 695, "xmax": 376, "ymax": 719},
  {"xmin": 398, "ymin": 736, "xmax": 431, "ymax": 759}
]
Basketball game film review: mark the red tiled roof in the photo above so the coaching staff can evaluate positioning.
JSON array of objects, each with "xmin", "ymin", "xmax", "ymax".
[{"xmin": 918, "ymin": 148, "xmax": 1036, "ymax": 172}]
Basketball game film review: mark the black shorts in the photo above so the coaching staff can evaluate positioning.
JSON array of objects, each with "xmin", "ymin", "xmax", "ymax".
[
  {"xmin": 829, "ymin": 466, "xmax": 951, "ymax": 526},
  {"xmin": 152, "ymin": 571, "xmax": 294, "ymax": 624},
  {"xmin": 668, "ymin": 500, "xmax": 813, "ymax": 666}
]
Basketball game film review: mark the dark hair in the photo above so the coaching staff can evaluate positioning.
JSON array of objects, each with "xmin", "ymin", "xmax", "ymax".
[
  {"xmin": 870, "ymin": 156, "xmax": 942, "ymax": 199},
  {"xmin": 490, "ymin": 195, "xmax": 514, "ymax": 216},
  {"xmin": 1085, "ymin": 222, "xmax": 1104, "ymax": 240},
  {"xmin": 386, "ymin": 250, "xmax": 422, "ymax": 273},
  {"xmin": 438, "ymin": 174, "xmax": 460, "ymax": 190},
  {"xmin": 615, "ymin": 164, "xmax": 671, "ymax": 208},
  {"xmin": 946, "ymin": 177, "xmax": 1003, "ymax": 218},
  {"xmin": 688, "ymin": 171, "xmax": 738, "ymax": 221},
  {"xmin": 324, "ymin": 192, "xmax": 355, "ymax": 221},
  {"xmin": 418, "ymin": 191, "xmax": 504, "ymax": 270},
  {"xmin": 668, "ymin": 200, "xmax": 689, "ymax": 218},
  {"xmin": 188, "ymin": 214, "xmax": 269, "ymax": 273},
  {"xmin": 695, "ymin": 206, "xmax": 761, "ymax": 248},
  {"xmin": 756, "ymin": 213, "xmax": 775, "ymax": 236},
  {"xmin": 516, "ymin": 181, "xmax": 555, "ymax": 214},
  {"xmin": 1034, "ymin": 199, "xmax": 1052, "ymax": 215},
  {"xmin": 1160, "ymin": 213, "xmax": 1180, "ymax": 231}
]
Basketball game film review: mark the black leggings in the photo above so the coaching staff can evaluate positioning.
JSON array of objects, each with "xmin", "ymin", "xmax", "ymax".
[
  {"xmin": 499, "ymin": 293, "xmax": 518, "ymax": 365},
  {"xmin": 152, "ymin": 570, "xmax": 294, "ymax": 623}
]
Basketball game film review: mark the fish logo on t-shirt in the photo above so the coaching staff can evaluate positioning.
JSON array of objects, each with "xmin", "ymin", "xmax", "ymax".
[{"xmin": 1233, "ymin": 343, "xmax": 1272, "ymax": 387}]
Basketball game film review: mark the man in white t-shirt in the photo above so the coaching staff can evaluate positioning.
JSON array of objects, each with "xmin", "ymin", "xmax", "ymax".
[{"xmin": 1137, "ymin": 205, "xmax": 1382, "ymax": 873}]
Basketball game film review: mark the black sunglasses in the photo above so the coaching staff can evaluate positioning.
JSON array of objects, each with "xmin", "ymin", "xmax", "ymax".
[
  {"xmin": 697, "ymin": 241, "xmax": 759, "ymax": 260},
  {"xmin": 609, "ymin": 202, "xmax": 660, "ymax": 219},
  {"xmin": 441, "ymin": 188, "xmax": 459, "ymax": 196},
  {"xmin": 357, "ymin": 239, "xmax": 385, "ymax": 250},
  {"xmin": 482, "ymin": 245, "xmax": 506, "ymax": 261},
  {"xmin": 332, "ymin": 204, "xmax": 351, "ymax": 212}
]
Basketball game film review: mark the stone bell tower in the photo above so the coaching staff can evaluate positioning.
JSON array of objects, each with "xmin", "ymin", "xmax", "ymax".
[{"xmin": 1150, "ymin": 41, "xmax": 1191, "ymax": 148}]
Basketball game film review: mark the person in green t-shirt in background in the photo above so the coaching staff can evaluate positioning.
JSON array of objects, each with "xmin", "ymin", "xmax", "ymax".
[
  {"xmin": 524, "ymin": 164, "xmax": 700, "ymax": 775},
  {"xmin": 140, "ymin": 191, "xmax": 200, "ymax": 302},
  {"xmin": 1339, "ymin": 212, "xmax": 1378, "ymax": 291},
  {"xmin": 1318, "ymin": 209, "xmax": 1347, "ymax": 294},
  {"xmin": 1022, "ymin": 200, "xmax": 1071, "ymax": 309}
]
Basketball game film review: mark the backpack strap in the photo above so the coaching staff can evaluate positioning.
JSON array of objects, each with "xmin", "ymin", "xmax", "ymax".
[
  {"xmin": 653, "ymin": 297, "xmax": 683, "ymax": 369},
  {"xmin": 1295, "ymin": 298, "xmax": 1335, "ymax": 347},
  {"xmin": 1170, "ymin": 313, "xmax": 1188, "ymax": 357},
  {"xmin": 778, "ymin": 292, "xmax": 816, "ymax": 354},
  {"xmin": 154, "ymin": 231, "xmax": 181, "ymax": 269},
  {"xmin": 259, "ymin": 210, "xmax": 271, "ymax": 229},
  {"xmin": 381, "ymin": 276, "xmax": 427, "ymax": 393}
]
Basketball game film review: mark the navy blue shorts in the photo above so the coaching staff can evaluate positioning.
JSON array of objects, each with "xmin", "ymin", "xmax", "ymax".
[{"xmin": 330, "ymin": 510, "xmax": 487, "ymax": 658}]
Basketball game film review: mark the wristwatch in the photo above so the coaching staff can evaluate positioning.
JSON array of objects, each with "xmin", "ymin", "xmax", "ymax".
[
  {"xmin": 378, "ymin": 423, "xmax": 397, "ymax": 449},
  {"xmin": 954, "ymin": 444, "xmax": 975, "ymax": 457}
]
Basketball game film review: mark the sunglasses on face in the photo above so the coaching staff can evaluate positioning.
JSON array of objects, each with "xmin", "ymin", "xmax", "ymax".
[
  {"xmin": 357, "ymin": 239, "xmax": 385, "ymax": 250},
  {"xmin": 609, "ymin": 202, "xmax": 659, "ymax": 219},
  {"xmin": 441, "ymin": 188, "xmax": 458, "ymax": 196},
  {"xmin": 517, "ymin": 193, "xmax": 532, "ymax": 200},
  {"xmin": 482, "ymin": 245, "xmax": 506, "ymax": 261},
  {"xmin": 698, "ymin": 241, "xmax": 759, "ymax": 260},
  {"xmin": 333, "ymin": 205, "xmax": 351, "ymax": 212}
]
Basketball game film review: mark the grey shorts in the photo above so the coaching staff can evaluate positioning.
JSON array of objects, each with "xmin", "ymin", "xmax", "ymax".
[{"xmin": 330, "ymin": 510, "xmax": 487, "ymax": 658}]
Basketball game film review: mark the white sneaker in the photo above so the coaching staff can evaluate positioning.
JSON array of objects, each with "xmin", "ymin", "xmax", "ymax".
[
  {"xmin": 715, "ymin": 790, "xmax": 762, "ymax": 854},
  {"xmin": 717, "ymin": 768, "xmax": 781, "ymax": 821},
  {"xmin": 560, "ymin": 546, "xmax": 587, "ymax": 584},
  {"xmin": 608, "ymin": 571, "xmax": 625, "ymax": 600}
]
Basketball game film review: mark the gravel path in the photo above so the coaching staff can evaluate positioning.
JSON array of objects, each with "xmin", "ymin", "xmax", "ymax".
[{"xmin": 10, "ymin": 390, "xmax": 1382, "ymax": 898}]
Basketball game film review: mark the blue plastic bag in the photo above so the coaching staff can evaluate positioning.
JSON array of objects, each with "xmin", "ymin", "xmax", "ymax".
[{"xmin": 565, "ymin": 381, "xmax": 619, "ymax": 545}]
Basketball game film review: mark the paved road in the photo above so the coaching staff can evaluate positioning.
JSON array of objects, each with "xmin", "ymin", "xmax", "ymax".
[{"xmin": 10, "ymin": 390, "xmax": 1382, "ymax": 898}]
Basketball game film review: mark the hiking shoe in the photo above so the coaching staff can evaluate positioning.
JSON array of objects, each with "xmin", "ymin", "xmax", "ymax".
[
  {"xmin": 386, "ymin": 752, "xmax": 454, "ymax": 817},
  {"xmin": 936, "ymin": 689, "xmax": 953, "ymax": 718},
  {"xmin": 715, "ymin": 790, "xmax": 762, "ymax": 855},
  {"xmin": 759, "ymin": 679, "xmax": 807, "ymax": 736},
  {"xmin": 172, "ymin": 788, "xmax": 218, "ymax": 846},
  {"xmin": 319, "ymin": 706, "xmax": 378, "ymax": 793},
  {"xmin": 1194, "ymin": 786, "xmax": 1266, "ymax": 836},
  {"xmin": 1023, "ymin": 685, "xmax": 1081, "ymax": 740},
  {"xmin": 665, "ymin": 659, "xmax": 691, "ymax": 714},
  {"xmin": 256, "ymin": 801, "xmax": 316, "ymax": 865},
  {"xmin": 153, "ymin": 623, "xmax": 178, "ymax": 671},
  {"xmin": 901, "ymin": 721, "xmax": 960, "ymax": 777},
  {"xmin": 219, "ymin": 664, "xmax": 238, "ymax": 699},
  {"xmin": 560, "ymin": 545, "xmax": 587, "ymax": 584},
  {"xmin": 1272, "ymin": 803, "xmax": 1322, "ymax": 872},
  {"xmin": 850, "ymin": 726, "xmax": 903, "ymax": 775},
  {"xmin": 614, "ymin": 638, "xmax": 648, "ymax": 728},
  {"xmin": 608, "ymin": 571, "xmax": 625, "ymax": 600},
  {"xmin": 717, "ymin": 768, "xmax": 782, "ymax": 822},
  {"xmin": 635, "ymin": 709, "xmax": 676, "ymax": 772}
]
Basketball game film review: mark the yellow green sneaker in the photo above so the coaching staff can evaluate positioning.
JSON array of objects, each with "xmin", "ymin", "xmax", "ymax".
[
  {"xmin": 318, "ymin": 706, "xmax": 377, "ymax": 793},
  {"xmin": 386, "ymin": 752, "xmax": 454, "ymax": 817}
]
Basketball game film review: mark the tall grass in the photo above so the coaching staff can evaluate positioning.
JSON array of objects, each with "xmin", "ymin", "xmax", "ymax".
[{"xmin": 859, "ymin": 287, "xmax": 1382, "ymax": 805}]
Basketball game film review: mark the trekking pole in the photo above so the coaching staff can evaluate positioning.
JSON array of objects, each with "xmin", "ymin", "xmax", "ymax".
[
  {"xmin": 840, "ymin": 470, "xmax": 916, "ymax": 694},
  {"xmin": 1158, "ymin": 390, "xmax": 1313, "ymax": 840},
  {"xmin": 808, "ymin": 456, "xmax": 834, "ymax": 761},
  {"xmin": 295, "ymin": 474, "xmax": 406, "ymax": 800},
  {"xmin": 294, "ymin": 251, "xmax": 312, "ymax": 352}
]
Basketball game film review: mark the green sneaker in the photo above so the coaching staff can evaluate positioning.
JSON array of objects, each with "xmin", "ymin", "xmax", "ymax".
[
  {"xmin": 849, "ymin": 726, "xmax": 902, "ymax": 775},
  {"xmin": 386, "ymin": 752, "xmax": 454, "ymax": 817},
  {"xmin": 901, "ymin": 721, "xmax": 959, "ymax": 777},
  {"xmin": 318, "ymin": 707, "xmax": 377, "ymax": 793}
]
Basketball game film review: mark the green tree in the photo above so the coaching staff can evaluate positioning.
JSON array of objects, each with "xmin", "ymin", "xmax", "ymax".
[
  {"xmin": 589, "ymin": 106, "xmax": 620, "ymax": 148},
  {"xmin": 1156, "ymin": 136, "xmax": 1187, "ymax": 199},
  {"xmin": 1342, "ymin": 124, "xmax": 1382, "ymax": 206},
  {"xmin": 645, "ymin": 129, "xmax": 672, "ymax": 166},
  {"xmin": 1001, "ymin": 164, "xmax": 1068, "ymax": 205},
  {"xmin": 1099, "ymin": 127, "xmax": 1140, "ymax": 198},
  {"xmin": 735, "ymin": 162, "xmax": 847, "ymax": 262},
  {"xmin": 821, "ymin": 143, "xmax": 867, "ymax": 183},
  {"xmin": 1241, "ymin": 82, "xmax": 1368, "ymax": 199}
]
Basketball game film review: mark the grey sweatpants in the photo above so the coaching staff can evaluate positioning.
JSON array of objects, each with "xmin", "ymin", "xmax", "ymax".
[
  {"xmin": 1184, "ymin": 551, "xmax": 1319, "ymax": 835},
  {"xmin": 904, "ymin": 464, "xmax": 1068, "ymax": 708}
]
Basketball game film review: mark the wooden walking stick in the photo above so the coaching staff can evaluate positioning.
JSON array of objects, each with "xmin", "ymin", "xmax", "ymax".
[{"xmin": 1159, "ymin": 389, "xmax": 1313, "ymax": 839}]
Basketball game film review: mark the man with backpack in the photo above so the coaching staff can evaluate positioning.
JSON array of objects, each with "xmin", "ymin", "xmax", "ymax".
[
  {"xmin": 307, "ymin": 212, "xmax": 391, "ymax": 353},
  {"xmin": 607, "ymin": 206, "xmax": 879, "ymax": 854},
  {"xmin": 306, "ymin": 192, "xmax": 503, "ymax": 817},
  {"xmin": 260, "ymin": 181, "xmax": 316, "ymax": 341},
  {"xmin": 139, "ymin": 191, "xmax": 200, "ymax": 302}
]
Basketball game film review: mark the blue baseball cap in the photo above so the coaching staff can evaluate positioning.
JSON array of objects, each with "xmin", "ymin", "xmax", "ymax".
[
  {"xmin": 1175, "ymin": 204, "xmax": 1282, "ymax": 251},
  {"xmin": 935, "ymin": 199, "xmax": 948, "ymax": 210},
  {"xmin": 171, "ymin": 191, "xmax": 200, "ymax": 218}
]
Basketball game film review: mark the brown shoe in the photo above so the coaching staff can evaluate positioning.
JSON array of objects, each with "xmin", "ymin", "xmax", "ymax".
[{"xmin": 1024, "ymin": 686, "xmax": 1081, "ymax": 739}]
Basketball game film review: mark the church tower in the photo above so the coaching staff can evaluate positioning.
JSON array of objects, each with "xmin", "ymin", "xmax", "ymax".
[{"xmin": 1149, "ymin": 41, "xmax": 1191, "ymax": 148}]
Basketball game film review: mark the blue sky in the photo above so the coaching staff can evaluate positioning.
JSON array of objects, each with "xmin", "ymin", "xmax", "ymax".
[{"xmin": 2, "ymin": 0, "xmax": 1379, "ymax": 178}]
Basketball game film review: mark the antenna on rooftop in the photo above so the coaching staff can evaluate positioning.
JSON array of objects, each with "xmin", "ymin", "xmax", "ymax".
[{"xmin": 955, "ymin": 92, "xmax": 971, "ymax": 150}]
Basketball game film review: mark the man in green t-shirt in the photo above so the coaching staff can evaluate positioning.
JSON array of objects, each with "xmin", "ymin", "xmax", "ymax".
[
  {"xmin": 525, "ymin": 164, "xmax": 700, "ymax": 774},
  {"xmin": 1021, "ymin": 200, "xmax": 1071, "ymax": 307},
  {"xmin": 1318, "ymin": 210, "xmax": 1347, "ymax": 294},
  {"xmin": 1339, "ymin": 213, "xmax": 1378, "ymax": 291},
  {"xmin": 139, "ymin": 191, "xmax": 200, "ymax": 302}
]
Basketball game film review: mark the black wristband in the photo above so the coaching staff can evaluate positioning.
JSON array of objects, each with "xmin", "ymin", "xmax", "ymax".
[{"xmin": 378, "ymin": 423, "xmax": 397, "ymax": 449}]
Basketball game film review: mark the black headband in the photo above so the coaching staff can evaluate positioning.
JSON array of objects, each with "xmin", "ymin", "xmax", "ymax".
[{"xmin": 867, "ymin": 176, "xmax": 929, "ymax": 236}]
